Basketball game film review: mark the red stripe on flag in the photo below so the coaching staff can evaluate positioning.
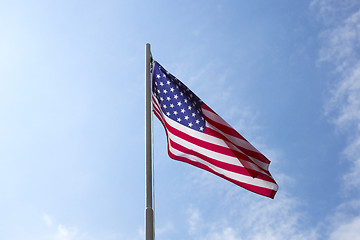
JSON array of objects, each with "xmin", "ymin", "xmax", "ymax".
[{"xmin": 169, "ymin": 139, "xmax": 277, "ymax": 183}]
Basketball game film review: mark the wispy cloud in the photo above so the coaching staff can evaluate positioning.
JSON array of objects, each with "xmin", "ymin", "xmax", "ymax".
[
  {"xmin": 326, "ymin": 199, "xmax": 360, "ymax": 240},
  {"xmin": 54, "ymin": 224, "xmax": 80, "ymax": 240},
  {"xmin": 43, "ymin": 214, "xmax": 54, "ymax": 227},
  {"xmin": 315, "ymin": 1, "xmax": 360, "ymax": 191},
  {"xmin": 329, "ymin": 217, "xmax": 360, "ymax": 240},
  {"xmin": 156, "ymin": 222, "xmax": 175, "ymax": 235},
  {"xmin": 187, "ymin": 207, "xmax": 202, "ymax": 235},
  {"xmin": 184, "ymin": 192, "xmax": 318, "ymax": 240},
  {"xmin": 42, "ymin": 214, "xmax": 92, "ymax": 240},
  {"xmin": 312, "ymin": 0, "xmax": 360, "ymax": 239}
]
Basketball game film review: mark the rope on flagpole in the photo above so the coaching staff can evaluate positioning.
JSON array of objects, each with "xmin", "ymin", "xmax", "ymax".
[
  {"xmin": 150, "ymin": 52, "xmax": 156, "ymax": 239},
  {"xmin": 145, "ymin": 43, "xmax": 154, "ymax": 240}
]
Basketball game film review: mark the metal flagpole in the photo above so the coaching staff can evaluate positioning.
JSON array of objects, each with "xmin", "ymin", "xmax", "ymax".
[{"xmin": 145, "ymin": 43, "xmax": 154, "ymax": 240}]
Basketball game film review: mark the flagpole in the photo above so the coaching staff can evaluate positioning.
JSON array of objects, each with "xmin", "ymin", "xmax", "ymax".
[{"xmin": 145, "ymin": 43, "xmax": 154, "ymax": 240}]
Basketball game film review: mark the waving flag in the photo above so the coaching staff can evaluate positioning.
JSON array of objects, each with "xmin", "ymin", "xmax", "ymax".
[{"xmin": 152, "ymin": 61, "xmax": 278, "ymax": 198}]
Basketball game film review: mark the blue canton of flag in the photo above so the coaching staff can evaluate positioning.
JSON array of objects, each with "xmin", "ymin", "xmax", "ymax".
[{"xmin": 152, "ymin": 63, "xmax": 206, "ymax": 132}]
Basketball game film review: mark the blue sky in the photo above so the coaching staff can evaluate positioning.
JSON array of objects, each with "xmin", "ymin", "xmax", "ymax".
[{"xmin": 1, "ymin": 0, "xmax": 360, "ymax": 239}]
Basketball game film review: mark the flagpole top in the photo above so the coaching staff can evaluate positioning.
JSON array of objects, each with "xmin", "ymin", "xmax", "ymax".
[{"xmin": 146, "ymin": 44, "xmax": 153, "ymax": 71}]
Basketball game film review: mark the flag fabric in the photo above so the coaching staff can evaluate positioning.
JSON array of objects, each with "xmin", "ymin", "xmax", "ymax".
[{"xmin": 152, "ymin": 61, "xmax": 278, "ymax": 198}]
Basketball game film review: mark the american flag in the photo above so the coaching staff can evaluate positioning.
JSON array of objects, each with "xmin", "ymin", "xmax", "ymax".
[{"xmin": 152, "ymin": 61, "xmax": 278, "ymax": 198}]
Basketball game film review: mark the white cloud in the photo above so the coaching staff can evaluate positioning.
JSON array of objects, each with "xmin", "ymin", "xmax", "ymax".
[
  {"xmin": 312, "ymin": 0, "xmax": 360, "ymax": 239},
  {"xmin": 187, "ymin": 208, "xmax": 202, "ymax": 235},
  {"xmin": 330, "ymin": 64, "xmax": 360, "ymax": 128},
  {"xmin": 134, "ymin": 227, "xmax": 144, "ymax": 240},
  {"xmin": 185, "ymin": 192, "xmax": 318, "ymax": 240},
  {"xmin": 43, "ymin": 214, "xmax": 54, "ymax": 227},
  {"xmin": 55, "ymin": 224, "xmax": 79, "ymax": 240},
  {"xmin": 155, "ymin": 222, "xmax": 175, "ymax": 238},
  {"xmin": 343, "ymin": 135, "xmax": 360, "ymax": 190},
  {"xmin": 310, "ymin": 0, "xmax": 360, "ymax": 25},
  {"xmin": 183, "ymin": 163, "xmax": 318, "ymax": 240},
  {"xmin": 42, "ymin": 214, "xmax": 91, "ymax": 240},
  {"xmin": 126, "ymin": 224, "xmax": 175, "ymax": 240},
  {"xmin": 317, "ymin": 3, "xmax": 360, "ymax": 191},
  {"xmin": 326, "ymin": 199, "xmax": 360, "ymax": 240},
  {"xmin": 329, "ymin": 217, "xmax": 360, "ymax": 240},
  {"xmin": 207, "ymin": 227, "xmax": 241, "ymax": 240}
]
